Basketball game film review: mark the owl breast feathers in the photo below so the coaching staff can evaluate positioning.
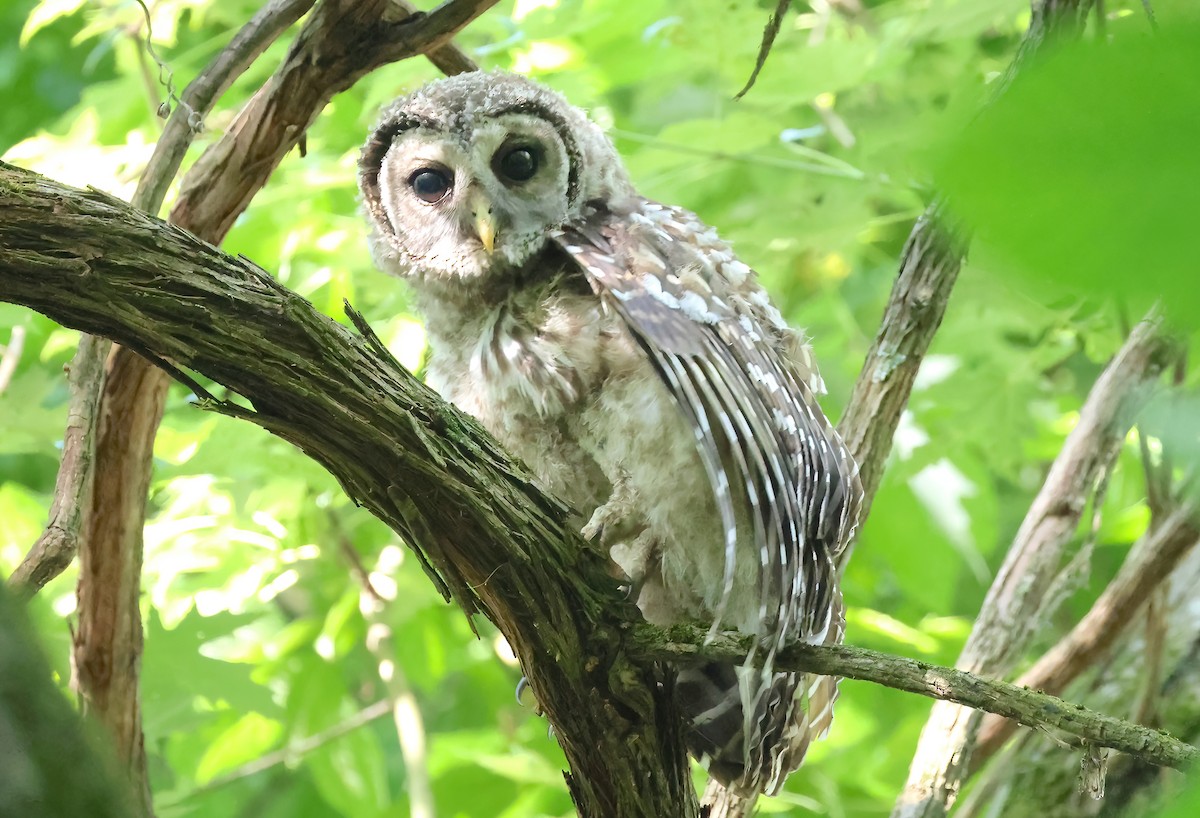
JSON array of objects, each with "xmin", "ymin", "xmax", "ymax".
[{"xmin": 359, "ymin": 70, "xmax": 862, "ymax": 798}]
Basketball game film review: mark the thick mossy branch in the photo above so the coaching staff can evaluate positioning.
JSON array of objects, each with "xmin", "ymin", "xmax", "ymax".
[{"xmin": 0, "ymin": 161, "xmax": 695, "ymax": 818}]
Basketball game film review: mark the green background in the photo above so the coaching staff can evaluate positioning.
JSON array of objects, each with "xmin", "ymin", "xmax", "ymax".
[{"xmin": 2, "ymin": 1, "xmax": 1197, "ymax": 816}]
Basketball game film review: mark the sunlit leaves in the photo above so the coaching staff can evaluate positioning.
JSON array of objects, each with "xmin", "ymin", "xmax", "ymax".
[
  {"xmin": 2, "ymin": 0, "xmax": 1191, "ymax": 816},
  {"xmin": 937, "ymin": 20, "xmax": 1200, "ymax": 325}
]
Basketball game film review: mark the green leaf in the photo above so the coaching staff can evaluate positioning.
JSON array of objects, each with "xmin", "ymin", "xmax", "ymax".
[
  {"xmin": 195, "ymin": 712, "xmax": 285, "ymax": 784},
  {"xmin": 19, "ymin": 0, "xmax": 87, "ymax": 46},
  {"xmin": 937, "ymin": 22, "xmax": 1200, "ymax": 326}
]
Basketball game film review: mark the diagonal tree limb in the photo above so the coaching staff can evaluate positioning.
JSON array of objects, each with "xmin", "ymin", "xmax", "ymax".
[
  {"xmin": 7, "ymin": 333, "xmax": 107, "ymax": 594},
  {"xmin": 970, "ymin": 503, "xmax": 1200, "ymax": 767},
  {"xmin": 893, "ymin": 313, "xmax": 1175, "ymax": 818},
  {"xmin": 0, "ymin": 160, "xmax": 696, "ymax": 817},
  {"xmin": 836, "ymin": 199, "xmax": 966, "ymax": 525},
  {"xmin": 9, "ymin": 0, "xmax": 318, "ymax": 597},
  {"xmin": 3, "ymin": 159, "xmax": 1195, "ymax": 817}
]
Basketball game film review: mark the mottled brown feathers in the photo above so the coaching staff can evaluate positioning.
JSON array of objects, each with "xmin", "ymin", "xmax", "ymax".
[{"xmin": 359, "ymin": 70, "xmax": 862, "ymax": 799}]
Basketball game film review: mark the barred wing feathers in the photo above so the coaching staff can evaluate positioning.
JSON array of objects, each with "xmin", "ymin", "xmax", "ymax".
[{"xmin": 553, "ymin": 199, "xmax": 861, "ymax": 794}]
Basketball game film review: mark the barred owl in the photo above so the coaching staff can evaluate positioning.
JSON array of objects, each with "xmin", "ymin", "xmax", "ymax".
[{"xmin": 359, "ymin": 71, "xmax": 862, "ymax": 799}]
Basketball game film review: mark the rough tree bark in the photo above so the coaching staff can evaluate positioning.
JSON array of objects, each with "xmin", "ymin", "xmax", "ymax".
[
  {"xmin": 1, "ymin": 162, "xmax": 1194, "ymax": 816},
  {"xmin": 0, "ymin": 163, "xmax": 697, "ymax": 818},
  {"xmin": 10, "ymin": 2, "xmax": 496, "ymax": 813}
]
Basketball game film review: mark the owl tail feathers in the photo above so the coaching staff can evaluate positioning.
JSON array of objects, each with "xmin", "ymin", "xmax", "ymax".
[
  {"xmin": 678, "ymin": 664, "xmax": 841, "ymax": 803},
  {"xmin": 700, "ymin": 778, "xmax": 759, "ymax": 818}
]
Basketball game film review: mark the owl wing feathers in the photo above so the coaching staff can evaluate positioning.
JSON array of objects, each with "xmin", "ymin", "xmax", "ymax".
[
  {"xmin": 554, "ymin": 198, "xmax": 860, "ymax": 794},
  {"xmin": 554, "ymin": 199, "xmax": 855, "ymax": 644}
]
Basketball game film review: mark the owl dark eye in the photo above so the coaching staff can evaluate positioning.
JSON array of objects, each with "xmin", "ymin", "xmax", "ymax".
[
  {"xmin": 496, "ymin": 146, "xmax": 538, "ymax": 182},
  {"xmin": 410, "ymin": 168, "xmax": 452, "ymax": 203}
]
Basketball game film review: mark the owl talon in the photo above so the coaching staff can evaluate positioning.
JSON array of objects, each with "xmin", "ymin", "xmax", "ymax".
[
  {"xmin": 609, "ymin": 528, "xmax": 658, "ymax": 602},
  {"xmin": 619, "ymin": 573, "xmax": 645, "ymax": 603},
  {"xmin": 583, "ymin": 469, "xmax": 638, "ymax": 544},
  {"xmin": 582, "ymin": 505, "xmax": 611, "ymax": 542},
  {"xmin": 516, "ymin": 675, "xmax": 544, "ymax": 715}
]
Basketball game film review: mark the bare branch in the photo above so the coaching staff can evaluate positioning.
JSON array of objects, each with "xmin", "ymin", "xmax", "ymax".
[
  {"xmin": 840, "ymin": 0, "xmax": 1096, "ymax": 525},
  {"xmin": 971, "ymin": 507, "xmax": 1199, "ymax": 765},
  {"xmin": 895, "ymin": 314, "xmax": 1175, "ymax": 817},
  {"xmin": 7, "ymin": 334, "xmax": 107, "ymax": 594},
  {"xmin": 837, "ymin": 199, "xmax": 966, "ymax": 522},
  {"xmin": 630, "ymin": 624, "xmax": 1198, "ymax": 772},
  {"xmin": 734, "ymin": 0, "xmax": 791, "ymax": 99}
]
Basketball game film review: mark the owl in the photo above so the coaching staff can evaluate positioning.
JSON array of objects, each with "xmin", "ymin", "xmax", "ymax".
[{"xmin": 358, "ymin": 71, "xmax": 862, "ymax": 799}]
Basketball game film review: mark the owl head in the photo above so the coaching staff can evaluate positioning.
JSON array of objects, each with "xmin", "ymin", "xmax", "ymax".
[{"xmin": 359, "ymin": 71, "xmax": 630, "ymax": 286}]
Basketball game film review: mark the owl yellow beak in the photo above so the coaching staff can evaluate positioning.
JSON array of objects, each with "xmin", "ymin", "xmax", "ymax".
[{"xmin": 469, "ymin": 191, "xmax": 496, "ymax": 254}]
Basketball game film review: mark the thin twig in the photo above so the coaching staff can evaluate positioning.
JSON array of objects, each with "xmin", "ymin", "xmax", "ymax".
[
  {"xmin": 735, "ymin": 0, "xmax": 792, "ymax": 99},
  {"xmin": 335, "ymin": 517, "xmax": 436, "ymax": 818},
  {"xmin": 133, "ymin": 0, "xmax": 183, "ymax": 119},
  {"xmin": 0, "ymin": 326, "xmax": 24, "ymax": 395}
]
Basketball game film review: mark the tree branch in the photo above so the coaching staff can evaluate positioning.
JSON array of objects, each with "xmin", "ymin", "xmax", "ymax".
[
  {"xmin": 972, "ymin": 505, "xmax": 1200, "ymax": 766},
  {"xmin": 0, "ymin": 161, "xmax": 695, "ymax": 818},
  {"xmin": 895, "ymin": 313, "xmax": 1174, "ymax": 816},
  {"xmin": 837, "ymin": 199, "xmax": 966, "ymax": 522},
  {"xmin": 7, "ymin": 333, "xmax": 107, "ymax": 593},
  {"xmin": 629, "ymin": 624, "xmax": 1198, "ymax": 771}
]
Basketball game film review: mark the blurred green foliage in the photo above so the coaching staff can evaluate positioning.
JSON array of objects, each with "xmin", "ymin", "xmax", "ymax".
[{"xmin": 0, "ymin": 1, "xmax": 1195, "ymax": 816}]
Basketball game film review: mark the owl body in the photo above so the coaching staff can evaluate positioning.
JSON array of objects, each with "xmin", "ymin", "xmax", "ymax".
[
  {"xmin": 360, "ymin": 71, "xmax": 861, "ymax": 797},
  {"xmin": 411, "ymin": 237, "xmax": 760, "ymax": 633}
]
